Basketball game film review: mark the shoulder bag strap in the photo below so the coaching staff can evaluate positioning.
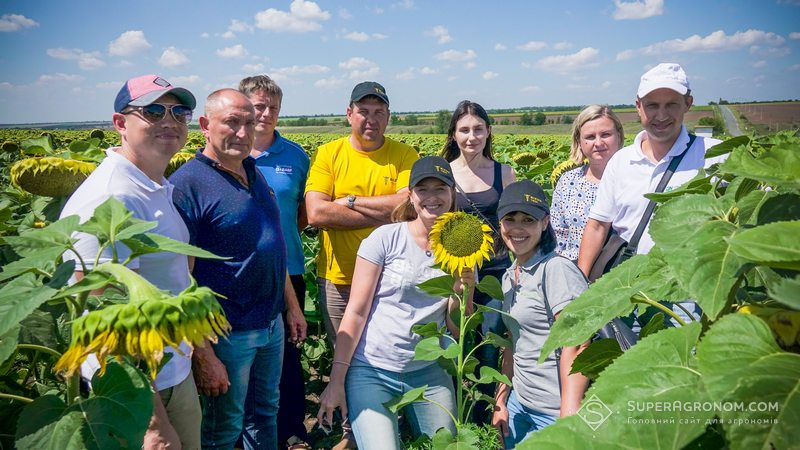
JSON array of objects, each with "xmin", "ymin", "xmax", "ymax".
[
  {"xmin": 539, "ymin": 255, "xmax": 562, "ymax": 392},
  {"xmin": 454, "ymin": 182, "xmax": 500, "ymax": 235},
  {"xmin": 627, "ymin": 134, "xmax": 696, "ymax": 252}
]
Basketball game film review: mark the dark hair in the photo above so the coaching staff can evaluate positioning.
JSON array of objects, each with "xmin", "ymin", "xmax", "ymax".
[
  {"xmin": 441, "ymin": 100, "xmax": 493, "ymax": 162},
  {"xmin": 540, "ymin": 221, "xmax": 557, "ymax": 255}
]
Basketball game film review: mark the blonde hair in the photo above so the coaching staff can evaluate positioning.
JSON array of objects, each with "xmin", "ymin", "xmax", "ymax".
[
  {"xmin": 569, "ymin": 105, "xmax": 624, "ymax": 164},
  {"xmin": 390, "ymin": 188, "xmax": 457, "ymax": 222}
]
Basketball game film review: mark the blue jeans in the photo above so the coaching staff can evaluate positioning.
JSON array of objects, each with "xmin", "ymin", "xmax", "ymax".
[
  {"xmin": 346, "ymin": 360, "xmax": 456, "ymax": 450},
  {"xmin": 201, "ymin": 317, "xmax": 284, "ymax": 450},
  {"xmin": 504, "ymin": 390, "xmax": 556, "ymax": 449}
]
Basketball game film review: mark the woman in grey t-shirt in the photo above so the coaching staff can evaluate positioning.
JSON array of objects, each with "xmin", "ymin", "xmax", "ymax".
[
  {"xmin": 316, "ymin": 156, "xmax": 475, "ymax": 449},
  {"xmin": 492, "ymin": 180, "xmax": 590, "ymax": 448}
]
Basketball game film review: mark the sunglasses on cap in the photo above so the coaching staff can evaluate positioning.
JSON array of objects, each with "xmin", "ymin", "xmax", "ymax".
[{"xmin": 123, "ymin": 103, "xmax": 193, "ymax": 124}]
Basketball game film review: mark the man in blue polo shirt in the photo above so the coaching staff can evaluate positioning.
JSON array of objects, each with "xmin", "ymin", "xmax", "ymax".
[
  {"xmin": 238, "ymin": 75, "xmax": 311, "ymax": 449},
  {"xmin": 170, "ymin": 88, "xmax": 306, "ymax": 450}
]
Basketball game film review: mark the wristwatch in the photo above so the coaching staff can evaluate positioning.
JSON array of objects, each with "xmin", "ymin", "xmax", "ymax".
[{"xmin": 347, "ymin": 194, "xmax": 356, "ymax": 209}]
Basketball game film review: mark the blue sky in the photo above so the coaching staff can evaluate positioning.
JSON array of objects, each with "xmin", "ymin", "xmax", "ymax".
[{"xmin": 0, "ymin": 0, "xmax": 798, "ymax": 124}]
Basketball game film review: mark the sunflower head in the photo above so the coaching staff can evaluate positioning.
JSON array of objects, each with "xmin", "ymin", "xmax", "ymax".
[
  {"xmin": 549, "ymin": 159, "xmax": 583, "ymax": 187},
  {"xmin": 429, "ymin": 211, "xmax": 494, "ymax": 276}
]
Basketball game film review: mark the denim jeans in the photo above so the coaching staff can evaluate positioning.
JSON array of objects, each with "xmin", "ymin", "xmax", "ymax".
[
  {"xmin": 346, "ymin": 360, "xmax": 456, "ymax": 450},
  {"xmin": 504, "ymin": 390, "xmax": 556, "ymax": 449},
  {"xmin": 201, "ymin": 317, "xmax": 284, "ymax": 450}
]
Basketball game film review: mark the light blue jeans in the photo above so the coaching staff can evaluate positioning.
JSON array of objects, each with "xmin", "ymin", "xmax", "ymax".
[
  {"xmin": 201, "ymin": 317, "xmax": 284, "ymax": 450},
  {"xmin": 346, "ymin": 360, "xmax": 456, "ymax": 450},
  {"xmin": 504, "ymin": 390, "xmax": 556, "ymax": 449}
]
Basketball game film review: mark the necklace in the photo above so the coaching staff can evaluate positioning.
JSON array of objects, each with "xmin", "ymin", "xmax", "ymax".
[{"xmin": 425, "ymin": 250, "xmax": 432, "ymax": 257}]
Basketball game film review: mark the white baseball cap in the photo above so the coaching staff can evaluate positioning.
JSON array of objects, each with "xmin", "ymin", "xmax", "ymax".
[{"xmin": 637, "ymin": 63, "xmax": 690, "ymax": 98}]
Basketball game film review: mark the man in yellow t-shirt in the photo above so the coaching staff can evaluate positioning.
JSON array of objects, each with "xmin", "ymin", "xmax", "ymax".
[{"xmin": 306, "ymin": 81, "xmax": 418, "ymax": 448}]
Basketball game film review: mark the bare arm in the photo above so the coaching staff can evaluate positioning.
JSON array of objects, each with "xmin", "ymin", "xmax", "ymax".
[
  {"xmin": 316, "ymin": 257, "xmax": 382, "ymax": 427},
  {"xmin": 297, "ymin": 201, "xmax": 308, "ymax": 231},
  {"xmin": 492, "ymin": 346, "xmax": 514, "ymax": 440},
  {"xmin": 501, "ymin": 163, "xmax": 517, "ymax": 188},
  {"xmin": 576, "ymin": 218, "xmax": 611, "ymax": 277},
  {"xmin": 305, "ymin": 190, "xmax": 407, "ymax": 230},
  {"xmin": 284, "ymin": 271, "xmax": 307, "ymax": 344},
  {"xmin": 556, "ymin": 312, "xmax": 590, "ymax": 416},
  {"xmin": 192, "ymin": 342, "xmax": 230, "ymax": 397}
]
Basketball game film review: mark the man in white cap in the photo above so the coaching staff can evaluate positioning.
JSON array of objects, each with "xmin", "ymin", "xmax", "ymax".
[
  {"xmin": 577, "ymin": 63, "xmax": 725, "ymax": 319},
  {"xmin": 60, "ymin": 74, "xmax": 200, "ymax": 449}
]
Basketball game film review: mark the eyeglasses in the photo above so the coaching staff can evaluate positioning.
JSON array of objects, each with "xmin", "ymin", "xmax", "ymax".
[{"xmin": 124, "ymin": 103, "xmax": 193, "ymax": 124}]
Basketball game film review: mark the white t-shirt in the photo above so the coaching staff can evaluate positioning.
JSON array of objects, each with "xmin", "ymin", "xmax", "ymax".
[
  {"xmin": 354, "ymin": 222, "xmax": 450, "ymax": 372},
  {"xmin": 589, "ymin": 127, "xmax": 724, "ymax": 254},
  {"xmin": 60, "ymin": 148, "xmax": 192, "ymax": 391}
]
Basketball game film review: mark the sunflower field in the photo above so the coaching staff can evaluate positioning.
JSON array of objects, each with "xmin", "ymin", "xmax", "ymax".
[{"xmin": 0, "ymin": 128, "xmax": 797, "ymax": 449}]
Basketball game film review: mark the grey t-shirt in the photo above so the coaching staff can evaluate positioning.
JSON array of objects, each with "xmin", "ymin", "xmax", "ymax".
[
  {"xmin": 354, "ymin": 222, "xmax": 449, "ymax": 372},
  {"xmin": 502, "ymin": 251, "xmax": 588, "ymax": 417}
]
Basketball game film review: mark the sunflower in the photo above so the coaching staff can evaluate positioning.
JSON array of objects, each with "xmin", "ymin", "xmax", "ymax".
[
  {"xmin": 549, "ymin": 158, "xmax": 584, "ymax": 187},
  {"xmin": 55, "ymin": 263, "xmax": 230, "ymax": 379},
  {"xmin": 429, "ymin": 211, "xmax": 494, "ymax": 276}
]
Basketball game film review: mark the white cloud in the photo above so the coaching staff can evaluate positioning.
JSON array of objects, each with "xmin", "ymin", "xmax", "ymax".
[
  {"xmin": 372, "ymin": 33, "xmax": 388, "ymax": 40},
  {"xmin": 372, "ymin": 7, "xmax": 385, "ymax": 14},
  {"xmin": 521, "ymin": 85, "xmax": 540, "ymax": 92},
  {"xmin": 339, "ymin": 57, "xmax": 373, "ymax": 70},
  {"xmin": 216, "ymin": 44, "xmax": 248, "ymax": 59},
  {"xmin": 536, "ymin": 47, "xmax": 600, "ymax": 72},
  {"xmin": 554, "ymin": 41, "xmax": 573, "ymax": 50},
  {"xmin": 314, "ymin": 76, "xmax": 346, "ymax": 89},
  {"xmin": 38, "ymin": 73, "xmax": 84, "ymax": 83},
  {"xmin": 0, "ymin": 14, "xmax": 39, "ymax": 32},
  {"xmin": 465, "ymin": 61, "xmax": 477, "ymax": 70},
  {"xmin": 419, "ymin": 67, "xmax": 438, "ymax": 75},
  {"xmin": 601, "ymin": 81, "xmax": 612, "ymax": 89},
  {"xmin": 255, "ymin": 0, "xmax": 331, "ymax": 33},
  {"xmin": 0, "ymin": 81, "xmax": 15, "ymax": 89},
  {"xmin": 344, "ymin": 31, "xmax": 369, "ymax": 41},
  {"xmin": 482, "ymin": 71, "xmax": 498, "ymax": 80},
  {"xmin": 242, "ymin": 63, "xmax": 265, "ymax": 73},
  {"xmin": 339, "ymin": 8, "xmax": 352, "ymax": 19},
  {"xmin": 435, "ymin": 49, "xmax": 477, "ymax": 62},
  {"xmin": 115, "ymin": 60, "xmax": 134, "ymax": 68},
  {"xmin": 790, "ymin": 32, "xmax": 800, "ymax": 40},
  {"xmin": 96, "ymin": 81, "xmax": 122, "ymax": 89},
  {"xmin": 494, "ymin": 43, "xmax": 507, "ymax": 51},
  {"xmin": 617, "ymin": 29, "xmax": 785, "ymax": 60},
  {"xmin": 170, "ymin": 75, "xmax": 200, "ymax": 85},
  {"xmin": 201, "ymin": 32, "xmax": 210, "ymax": 38},
  {"xmin": 349, "ymin": 67, "xmax": 380, "ymax": 79},
  {"xmin": 108, "ymin": 30, "xmax": 151, "ymax": 56},
  {"xmin": 396, "ymin": 67, "xmax": 416, "ymax": 80},
  {"xmin": 47, "ymin": 48, "xmax": 105, "ymax": 70},
  {"xmin": 393, "ymin": 0, "xmax": 414, "ymax": 9},
  {"xmin": 750, "ymin": 45, "xmax": 791, "ymax": 57},
  {"xmin": 221, "ymin": 31, "xmax": 236, "ymax": 39},
  {"xmin": 229, "ymin": 19, "xmax": 254, "ymax": 34},
  {"xmin": 517, "ymin": 41, "xmax": 547, "ymax": 51},
  {"xmin": 159, "ymin": 47, "xmax": 190, "ymax": 68},
  {"xmin": 271, "ymin": 64, "xmax": 330, "ymax": 77},
  {"xmin": 427, "ymin": 26, "xmax": 452, "ymax": 44},
  {"xmin": 752, "ymin": 60, "xmax": 767, "ymax": 68},
  {"xmin": 613, "ymin": 0, "xmax": 664, "ymax": 20}
]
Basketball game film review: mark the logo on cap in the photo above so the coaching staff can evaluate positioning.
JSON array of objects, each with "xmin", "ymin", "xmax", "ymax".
[
  {"xmin": 153, "ymin": 77, "xmax": 171, "ymax": 88},
  {"xmin": 524, "ymin": 194, "xmax": 542, "ymax": 203},
  {"xmin": 375, "ymin": 87, "xmax": 385, "ymax": 96},
  {"xmin": 434, "ymin": 165, "xmax": 450, "ymax": 175}
]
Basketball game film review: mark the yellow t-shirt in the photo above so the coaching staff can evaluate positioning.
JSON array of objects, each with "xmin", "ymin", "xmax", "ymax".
[{"xmin": 306, "ymin": 136, "xmax": 419, "ymax": 284}]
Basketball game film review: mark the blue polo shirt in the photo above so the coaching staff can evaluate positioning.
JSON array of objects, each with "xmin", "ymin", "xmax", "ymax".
[
  {"xmin": 253, "ymin": 130, "xmax": 309, "ymax": 276},
  {"xmin": 170, "ymin": 151, "xmax": 286, "ymax": 330}
]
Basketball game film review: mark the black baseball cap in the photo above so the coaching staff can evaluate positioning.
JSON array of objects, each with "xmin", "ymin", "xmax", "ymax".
[
  {"xmin": 350, "ymin": 81, "xmax": 389, "ymax": 105},
  {"xmin": 497, "ymin": 180, "xmax": 550, "ymax": 220},
  {"xmin": 409, "ymin": 156, "xmax": 455, "ymax": 188}
]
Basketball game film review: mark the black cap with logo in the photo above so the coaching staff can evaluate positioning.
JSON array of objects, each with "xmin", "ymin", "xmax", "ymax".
[
  {"xmin": 497, "ymin": 180, "xmax": 550, "ymax": 220},
  {"xmin": 409, "ymin": 156, "xmax": 455, "ymax": 188},
  {"xmin": 350, "ymin": 81, "xmax": 389, "ymax": 106}
]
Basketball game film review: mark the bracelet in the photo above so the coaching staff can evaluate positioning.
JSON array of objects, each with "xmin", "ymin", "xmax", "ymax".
[{"xmin": 332, "ymin": 360, "xmax": 351, "ymax": 367}]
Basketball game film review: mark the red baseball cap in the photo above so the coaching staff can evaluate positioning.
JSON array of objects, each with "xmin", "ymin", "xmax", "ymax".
[{"xmin": 114, "ymin": 74, "xmax": 196, "ymax": 113}]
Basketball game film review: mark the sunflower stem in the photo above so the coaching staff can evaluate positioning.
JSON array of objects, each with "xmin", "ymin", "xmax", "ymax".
[{"xmin": 0, "ymin": 392, "xmax": 34, "ymax": 404}]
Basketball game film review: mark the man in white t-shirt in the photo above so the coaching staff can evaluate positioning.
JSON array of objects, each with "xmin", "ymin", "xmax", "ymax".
[{"xmin": 60, "ymin": 74, "xmax": 201, "ymax": 449}]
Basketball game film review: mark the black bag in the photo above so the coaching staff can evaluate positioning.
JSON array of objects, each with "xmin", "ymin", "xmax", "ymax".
[{"xmin": 587, "ymin": 134, "xmax": 696, "ymax": 283}]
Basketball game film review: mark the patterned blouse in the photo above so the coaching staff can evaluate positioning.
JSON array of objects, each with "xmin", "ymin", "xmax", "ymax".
[{"xmin": 551, "ymin": 165, "xmax": 598, "ymax": 260}]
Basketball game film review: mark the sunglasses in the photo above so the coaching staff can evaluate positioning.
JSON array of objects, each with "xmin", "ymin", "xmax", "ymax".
[{"xmin": 124, "ymin": 103, "xmax": 193, "ymax": 124}]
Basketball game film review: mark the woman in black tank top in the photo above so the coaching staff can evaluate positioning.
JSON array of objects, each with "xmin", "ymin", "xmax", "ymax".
[{"xmin": 441, "ymin": 100, "xmax": 517, "ymax": 424}]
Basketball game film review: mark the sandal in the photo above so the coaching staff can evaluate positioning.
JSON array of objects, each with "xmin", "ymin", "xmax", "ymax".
[{"xmin": 286, "ymin": 435, "xmax": 311, "ymax": 450}]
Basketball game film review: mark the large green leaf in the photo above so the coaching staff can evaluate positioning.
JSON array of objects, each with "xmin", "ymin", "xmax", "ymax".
[
  {"xmin": 718, "ymin": 143, "xmax": 800, "ymax": 188},
  {"xmin": 0, "ymin": 274, "xmax": 58, "ymax": 337},
  {"xmin": 524, "ymin": 323, "xmax": 709, "ymax": 450},
  {"xmin": 0, "ymin": 323, "xmax": 20, "ymax": 365},
  {"xmin": 768, "ymin": 276, "xmax": 800, "ymax": 310},
  {"xmin": 77, "ymin": 197, "xmax": 155, "ymax": 250},
  {"xmin": 697, "ymin": 313, "xmax": 800, "ymax": 450},
  {"xmin": 431, "ymin": 427, "xmax": 479, "ymax": 450},
  {"xmin": 538, "ymin": 255, "xmax": 649, "ymax": 363},
  {"xmin": 414, "ymin": 336, "xmax": 454, "ymax": 361},
  {"xmin": 2, "ymin": 215, "xmax": 79, "ymax": 257},
  {"xmin": 727, "ymin": 221, "xmax": 800, "ymax": 271},
  {"xmin": 465, "ymin": 365, "xmax": 511, "ymax": 386},
  {"xmin": 569, "ymin": 338, "xmax": 622, "ymax": 380},
  {"xmin": 736, "ymin": 189, "xmax": 772, "ymax": 225},
  {"xmin": 384, "ymin": 385, "xmax": 427, "ymax": 414},
  {"xmin": 475, "ymin": 275, "xmax": 504, "ymax": 301},
  {"xmin": 0, "ymin": 247, "xmax": 64, "ymax": 283},
  {"xmin": 705, "ymin": 135, "xmax": 751, "ymax": 159},
  {"xmin": 756, "ymin": 193, "xmax": 800, "ymax": 225},
  {"xmin": 665, "ymin": 220, "xmax": 742, "ymax": 320},
  {"xmin": 16, "ymin": 360, "xmax": 153, "ymax": 449},
  {"xmin": 645, "ymin": 172, "xmax": 713, "ymax": 203},
  {"xmin": 121, "ymin": 232, "xmax": 227, "ymax": 260},
  {"xmin": 417, "ymin": 274, "xmax": 456, "ymax": 298},
  {"xmin": 649, "ymin": 193, "xmax": 731, "ymax": 252}
]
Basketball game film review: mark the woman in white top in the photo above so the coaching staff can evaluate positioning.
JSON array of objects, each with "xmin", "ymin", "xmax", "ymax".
[{"xmin": 316, "ymin": 156, "xmax": 474, "ymax": 450}]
